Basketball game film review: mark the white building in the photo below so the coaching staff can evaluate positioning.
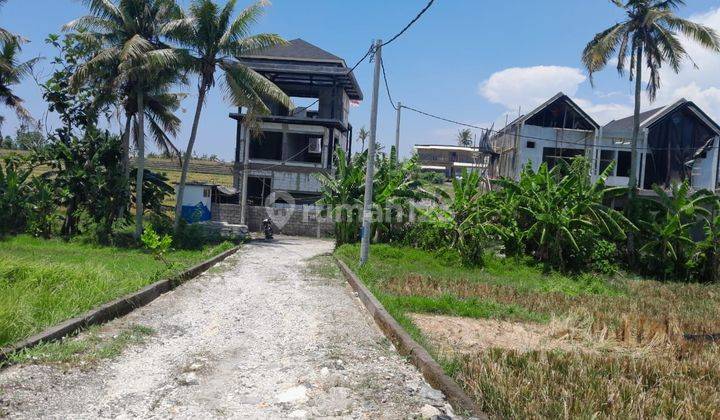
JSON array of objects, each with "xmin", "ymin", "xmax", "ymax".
[{"xmin": 490, "ymin": 92, "xmax": 720, "ymax": 192}]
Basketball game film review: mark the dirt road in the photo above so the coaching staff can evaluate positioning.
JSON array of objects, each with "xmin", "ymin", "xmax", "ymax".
[{"xmin": 0, "ymin": 237, "xmax": 454, "ymax": 418}]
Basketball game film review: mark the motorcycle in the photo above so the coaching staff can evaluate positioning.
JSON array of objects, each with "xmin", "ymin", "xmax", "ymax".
[{"xmin": 262, "ymin": 218, "xmax": 274, "ymax": 240}]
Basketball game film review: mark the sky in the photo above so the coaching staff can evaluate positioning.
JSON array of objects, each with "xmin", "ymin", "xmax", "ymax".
[{"xmin": 2, "ymin": 0, "xmax": 720, "ymax": 160}]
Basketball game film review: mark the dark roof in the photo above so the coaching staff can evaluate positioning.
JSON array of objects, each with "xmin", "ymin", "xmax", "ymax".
[
  {"xmin": 238, "ymin": 38, "xmax": 363, "ymax": 100},
  {"xmin": 603, "ymin": 107, "xmax": 664, "ymax": 132},
  {"xmin": 495, "ymin": 92, "xmax": 599, "ymax": 136},
  {"xmin": 243, "ymin": 39, "xmax": 345, "ymax": 65}
]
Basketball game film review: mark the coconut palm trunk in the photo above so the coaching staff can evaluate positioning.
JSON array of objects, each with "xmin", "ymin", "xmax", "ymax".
[
  {"xmin": 627, "ymin": 43, "xmax": 643, "ymax": 257},
  {"xmin": 629, "ymin": 43, "xmax": 643, "ymax": 195},
  {"xmin": 119, "ymin": 113, "xmax": 133, "ymax": 219},
  {"xmin": 134, "ymin": 91, "xmax": 145, "ymax": 239},
  {"xmin": 174, "ymin": 83, "xmax": 208, "ymax": 231}
]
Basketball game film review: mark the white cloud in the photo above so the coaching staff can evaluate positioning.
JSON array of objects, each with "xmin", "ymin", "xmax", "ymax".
[
  {"xmin": 479, "ymin": 66, "xmax": 587, "ymax": 111},
  {"xmin": 476, "ymin": 6, "xmax": 720, "ymax": 129},
  {"xmin": 479, "ymin": 65, "xmax": 632, "ymax": 125},
  {"xmin": 573, "ymin": 98, "xmax": 633, "ymax": 125}
]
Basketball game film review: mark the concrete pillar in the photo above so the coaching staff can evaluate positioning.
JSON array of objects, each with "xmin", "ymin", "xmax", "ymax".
[{"xmin": 321, "ymin": 128, "xmax": 330, "ymax": 168}]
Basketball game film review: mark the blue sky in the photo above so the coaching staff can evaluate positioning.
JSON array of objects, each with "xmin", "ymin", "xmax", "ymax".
[{"xmin": 3, "ymin": 0, "xmax": 720, "ymax": 159}]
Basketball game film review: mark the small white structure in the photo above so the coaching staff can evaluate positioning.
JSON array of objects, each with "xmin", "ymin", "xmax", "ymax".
[{"xmin": 178, "ymin": 182, "xmax": 214, "ymax": 223}]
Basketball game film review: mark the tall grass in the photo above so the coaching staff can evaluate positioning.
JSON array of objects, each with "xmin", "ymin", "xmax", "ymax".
[
  {"xmin": 336, "ymin": 243, "xmax": 720, "ymax": 418},
  {"xmin": 0, "ymin": 235, "xmax": 233, "ymax": 348}
]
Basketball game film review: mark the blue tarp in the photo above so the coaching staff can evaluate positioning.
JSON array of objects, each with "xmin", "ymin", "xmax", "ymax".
[{"xmin": 181, "ymin": 202, "xmax": 211, "ymax": 223}]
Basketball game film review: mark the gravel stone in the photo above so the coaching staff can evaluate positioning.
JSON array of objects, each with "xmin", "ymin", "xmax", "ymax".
[{"xmin": 0, "ymin": 237, "xmax": 456, "ymax": 418}]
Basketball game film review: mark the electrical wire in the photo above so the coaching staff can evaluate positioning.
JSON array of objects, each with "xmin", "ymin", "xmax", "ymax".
[
  {"xmin": 376, "ymin": 41, "xmax": 717, "ymax": 153},
  {"xmin": 401, "ymin": 104, "xmax": 718, "ymax": 152},
  {"xmin": 380, "ymin": 56, "xmax": 398, "ymax": 111},
  {"xmin": 378, "ymin": 0, "xmax": 436, "ymax": 48}
]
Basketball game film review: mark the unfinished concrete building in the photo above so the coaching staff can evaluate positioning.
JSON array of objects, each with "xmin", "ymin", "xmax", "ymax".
[
  {"xmin": 489, "ymin": 92, "xmax": 720, "ymax": 193},
  {"xmin": 214, "ymin": 39, "xmax": 363, "ymax": 234}
]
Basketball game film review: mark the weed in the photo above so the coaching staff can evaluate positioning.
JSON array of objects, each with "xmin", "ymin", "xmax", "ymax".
[{"xmin": 8, "ymin": 324, "xmax": 155, "ymax": 366}]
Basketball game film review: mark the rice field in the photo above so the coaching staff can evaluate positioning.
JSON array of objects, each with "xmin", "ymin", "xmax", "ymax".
[{"xmin": 335, "ymin": 244, "xmax": 720, "ymax": 418}]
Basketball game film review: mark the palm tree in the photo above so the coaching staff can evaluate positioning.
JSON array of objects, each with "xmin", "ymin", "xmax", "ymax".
[
  {"xmin": 582, "ymin": 0, "xmax": 720, "ymax": 198},
  {"xmin": 67, "ymin": 0, "xmax": 182, "ymax": 239},
  {"xmin": 166, "ymin": 0, "xmax": 291, "ymax": 232},
  {"xmin": 0, "ymin": 0, "xmax": 23, "ymax": 46},
  {"xmin": 0, "ymin": 40, "xmax": 38, "ymax": 124},
  {"xmin": 0, "ymin": 0, "xmax": 35, "ymax": 127},
  {"xmin": 357, "ymin": 126, "xmax": 369, "ymax": 151},
  {"xmin": 456, "ymin": 128, "xmax": 472, "ymax": 147}
]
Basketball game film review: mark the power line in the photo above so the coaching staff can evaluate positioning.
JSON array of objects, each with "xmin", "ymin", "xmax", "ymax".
[
  {"xmin": 379, "ymin": 0, "xmax": 436, "ymax": 48},
  {"xmin": 380, "ymin": 56, "xmax": 398, "ymax": 111},
  {"xmin": 402, "ymin": 104, "xmax": 487, "ymax": 131},
  {"xmin": 347, "ymin": 43, "xmax": 375, "ymax": 75},
  {"xmin": 292, "ymin": 43, "xmax": 375, "ymax": 117},
  {"xmin": 401, "ymin": 104, "xmax": 718, "ymax": 152}
]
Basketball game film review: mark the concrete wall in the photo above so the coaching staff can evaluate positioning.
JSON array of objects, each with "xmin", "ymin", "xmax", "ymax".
[
  {"xmin": 212, "ymin": 204, "xmax": 334, "ymax": 237},
  {"xmin": 517, "ymin": 125, "xmax": 595, "ymax": 172}
]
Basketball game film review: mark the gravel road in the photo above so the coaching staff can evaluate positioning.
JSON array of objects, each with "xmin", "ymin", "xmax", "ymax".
[{"xmin": 0, "ymin": 237, "xmax": 455, "ymax": 419}]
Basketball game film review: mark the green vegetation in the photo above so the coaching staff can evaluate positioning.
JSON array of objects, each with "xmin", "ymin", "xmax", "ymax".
[
  {"xmin": 337, "ymin": 243, "xmax": 720, "ymax": 418},
  {"xmin": 304, "ymin": 254, "xmax": 341, "ymax": 281},
  {"xmin": 317, "ymin": 148, "xmax": 430, "ymax": 245},
  {"xmin": 0, "ymin": 235, "xmax": 234, "ymax": 348},
  {"xmin": 169, "ymin": 0, "xmax": 290, "ymax": 234},
  {"xmin": 8, "ymin": 324, "xmax": 155, "ymax": 366}
]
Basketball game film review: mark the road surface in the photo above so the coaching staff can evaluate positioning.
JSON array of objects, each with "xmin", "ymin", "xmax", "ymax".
[{"xmin": 0, "ymin": 237, "xmax": 454, "ymax": 418}]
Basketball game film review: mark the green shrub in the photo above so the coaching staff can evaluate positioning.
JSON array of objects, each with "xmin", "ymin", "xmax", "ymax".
[
  {"xmin": 0, "ymin": 155, "xmax": 33, "ymax": 235},
  {"xmin": 25, "ymin": 177, "xmax": 59, "ymax": 238},
  {"xmin": 140, "ymin": 225, "xmax": 173, "ymax": 266},
  {"xmin": 587, "ymin": 239, "xmax": 619, "ymax": 275},
  {"xmin": 635, "ymin": 181, "xmax": 717, "ymax": 281},
  {"xmin": 487, "ymin": 158, "xmax": 633, "ymax": 272},
  {"xmin": 419, "ymin": 171, "xmax": 445, "ymax": 185}
]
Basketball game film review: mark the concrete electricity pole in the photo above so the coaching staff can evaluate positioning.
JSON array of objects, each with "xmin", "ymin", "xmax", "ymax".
[
  {"xmin": 394, "ymin": 101, "xmax": 401, "ymax": 162},
  {"xmin": 360, "ymin": 39, "xmax": 382, "ymax": 266}
]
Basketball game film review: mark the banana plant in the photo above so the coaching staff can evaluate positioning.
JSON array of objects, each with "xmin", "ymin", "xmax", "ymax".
[
  {"xmin": 316, "ymin": 149, "xmax": 366, "ymax": 246},
  {"xmin": 490, "ymin": 157, "xmax": 634, "ymax": 271},
  {"xmin": 423, "ymin": 169, "xmax": 489, "ymax": 266},
  {"xmin": 637, "ymin": 181, "xmax": 717, "ymax": 280},
  {"xmin": 0, "ymin": 154, "xmax": 33, "ymax": 234}
]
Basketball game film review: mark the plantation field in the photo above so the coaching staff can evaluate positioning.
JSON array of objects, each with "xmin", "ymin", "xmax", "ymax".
[
  {"xmin": 336, "ymin": 244, "xmax": 720, "ymax": 418},
  {"xmin": 0, "ymin": 235, "xmax": 234, "ymax": 349},
  {"xmin": 0, "ymin": 149, "xmax": 235, "ymax": 187}
]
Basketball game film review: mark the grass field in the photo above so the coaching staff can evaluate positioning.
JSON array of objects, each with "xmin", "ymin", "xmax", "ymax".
[
  {"xmin": 0, "ymin": 235, "xmax": 234, "ymax": 349},
  {"xmin": 335, "ymin": 244, "xmax": 720, "ymax": 418}
]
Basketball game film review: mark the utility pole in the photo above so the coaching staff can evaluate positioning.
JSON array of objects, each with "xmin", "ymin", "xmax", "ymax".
[
  {"xmin": 360, "ymin": 39, "xmax": 382, "ymax": 266},
  {"xmin": 240, "ymin": 118, "xmax": 250, "ymax": 225},
  {"xmin": 394, "ymin": 101, "xmax": 402, "ymax": 162}
]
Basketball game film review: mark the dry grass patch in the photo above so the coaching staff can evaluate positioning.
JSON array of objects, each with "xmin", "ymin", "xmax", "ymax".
[{"xmin": 336, "ymin": 244, "xmax": 720, "ymax": 418}]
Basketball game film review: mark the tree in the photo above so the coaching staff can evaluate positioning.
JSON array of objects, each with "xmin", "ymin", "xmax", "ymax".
[
  {"xmin": 0, "ymin": 0, "xmax": 20, "ymax": 46},
  {"xmin": 582, "ymin": 0, "xmax": 720, "ymax": 200},
  {"xmin": 456, "ymin": 128, "xmax": 472, "ymax": 147},
  {"xmin": 0, "ymin": 40, "xmax": 39, "ymax": 125},
  {"xmin": 39, "ymin": 32, "xmax": 125, "ymax": 239},
  {"xmin": 357, "ymin": 126, "xmax": 369, "ymax": 151},
  {"xmin": 167, "ymin": 0, "xmax": 291, "ymax": 233},
  {"xmin": 67, "ymin": 0, "xmax": 183, "ymax": 239},
  {"xmin": 15, "ymin": 122, "xmax": 45, "ymax": 150}
]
